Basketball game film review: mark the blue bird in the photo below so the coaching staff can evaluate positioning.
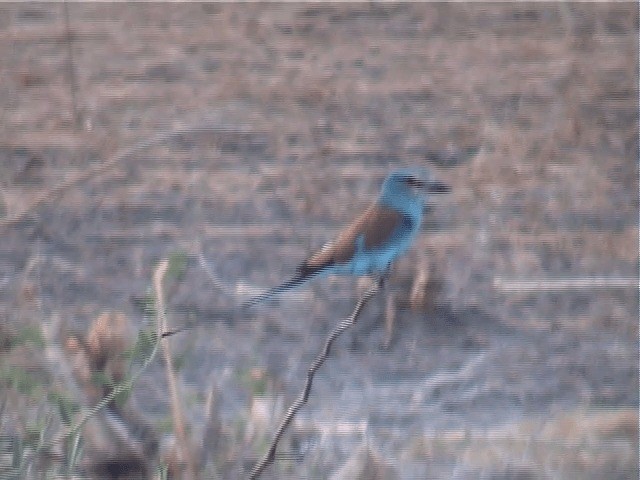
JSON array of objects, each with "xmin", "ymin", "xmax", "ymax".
[{"xmin": 244, "ymin": 168, "xmax": 449, "ymax": 307}]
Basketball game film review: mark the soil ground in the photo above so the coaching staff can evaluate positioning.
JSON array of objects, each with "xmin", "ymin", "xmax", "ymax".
[{"xmin": 0, "ymin": 3, "xmax": 637, "ymax": 479}]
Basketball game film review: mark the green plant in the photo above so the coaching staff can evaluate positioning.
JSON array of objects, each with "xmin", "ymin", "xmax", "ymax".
[
  {"xmin": 167, "ymin": 250, "xmax": 189, "ymax": 281},
  {"xmin": 47, "ymin": 391, "xmax": 80, "ymax": 427},
  {"xmin": 0, "ymin": 367, "xmax": 44, "ymax": 397},
  {"xmin": 11, "ymin": 325, "xmax": 45, "ymax": 349}
]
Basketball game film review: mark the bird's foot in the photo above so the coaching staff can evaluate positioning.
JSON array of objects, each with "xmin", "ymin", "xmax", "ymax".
[{"xmin": 376, "ymin": 264, "xmax": 391, "ymax": 289}]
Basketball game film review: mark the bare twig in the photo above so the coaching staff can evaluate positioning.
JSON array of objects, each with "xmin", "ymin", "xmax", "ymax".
[
  {"xmin": 197, "ymin": 249, "xmax": 311, "ymax": 303},
  {"xmin": 62, "ymin": 0, "xmax": 81, "ymax": 129},
  {"xmin": 248, "ymin": 277, "xmax": 383, "ymax": 479},
  {"xmin": 0, "ymin": 125, "xmax": 227, "ymax": 231},
  {"xmin": 160, "ymin": 249, "xmax": 310, "ymax": 338},
  {"xmin": 493, "ymin": 276, "xmax": 638, "ymax": 292}
]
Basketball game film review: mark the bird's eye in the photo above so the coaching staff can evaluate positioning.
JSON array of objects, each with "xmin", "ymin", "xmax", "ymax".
[{"xmin": 404, "ymin": 176, "xmax": 420, "ymax": 186}]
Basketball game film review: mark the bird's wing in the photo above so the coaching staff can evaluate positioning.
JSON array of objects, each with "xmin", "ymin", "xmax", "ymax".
[
  {"xmin": 299, "ymin": 204, "xmax": 406, "ymax": 276},
  {"xmin": 244, "ymin": 205, "xmax": 409, "ymax": 308}
]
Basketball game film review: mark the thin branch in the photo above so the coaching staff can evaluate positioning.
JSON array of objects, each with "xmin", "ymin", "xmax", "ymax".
[
  {"xmin": 197, "ymin": 249, "xmax": 310, "ymax": 302},
  {"xmin": 0, "ymin": 125, "xmax": 230, "ymax": 231},
  {"xmin": 249, "ymin": 277, "xmax": 383, "ymax": 479},
  {"xmin": 62, "ymin": 0, "xmax": 81, "ymax": 129},
  {"xmin": 493, "ymin": 276, "xmax": 638, "ymax": 292}
]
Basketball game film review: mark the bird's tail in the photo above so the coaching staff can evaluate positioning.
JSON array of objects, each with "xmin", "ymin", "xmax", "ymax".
[{"xmin": 241, "ymin": 272, "xmax": 311, "ymax": 309}]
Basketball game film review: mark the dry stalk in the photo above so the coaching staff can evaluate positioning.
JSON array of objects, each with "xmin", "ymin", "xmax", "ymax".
[
  {"xmin": 154, "ymin": 259, "xmax": 197, "ymax": 479},
  {"xmin": 0, "ymin": 126, "xmax": 225, "ymax": 231}
]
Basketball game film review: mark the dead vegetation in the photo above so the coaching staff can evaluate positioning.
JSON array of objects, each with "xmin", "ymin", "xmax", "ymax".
[{"xmin": 0, "ymin": 3, "xmax": 637, "ymax": 478}]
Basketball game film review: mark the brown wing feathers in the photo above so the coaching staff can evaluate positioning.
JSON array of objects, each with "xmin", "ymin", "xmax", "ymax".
[
  {"xmin": 299, "ymin": 205, "xmax": 403, "ymax": 275},
  {"xmin": 244, "ymin": 205, "xmax": 403, "ymax": 308}
]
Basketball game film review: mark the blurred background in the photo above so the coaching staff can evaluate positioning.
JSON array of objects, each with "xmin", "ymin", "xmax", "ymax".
[{"xmin": 0, "ymin": 3, "xmax": 637, "ymax": 479}]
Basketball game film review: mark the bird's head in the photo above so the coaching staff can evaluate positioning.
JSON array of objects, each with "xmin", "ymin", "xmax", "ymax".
[{"xmin": 379, "ymin": 168, "xmax": 450, "ymax": 211}]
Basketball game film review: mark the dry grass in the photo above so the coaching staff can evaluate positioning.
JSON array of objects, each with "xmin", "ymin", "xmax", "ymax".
[
  {"xmin": 0, "ymin": 3, "xmax": 636, "ymax": 478},
  {"xmin": 405, "ymin": 408, "xmax": 638, "ymax": 479}
]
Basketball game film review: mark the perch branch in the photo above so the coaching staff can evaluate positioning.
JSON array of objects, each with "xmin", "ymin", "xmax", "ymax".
[{"xmin": 248, "ymin": 277, "xmax": 383, "ymax": 479}]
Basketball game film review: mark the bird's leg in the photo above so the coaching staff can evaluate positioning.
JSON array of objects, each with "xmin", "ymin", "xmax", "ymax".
[
  {"xmin": 348, "ymin": 268, "xmax": 392, "ymax": 351},
  {"xmin": 377, "ymin": 263, "xmax": 391, "ymax": 290},
  {"xmin": 378, "ymin": 263, "xmax": 394, "ymax": 349},
  {"xmin": 382, "ymin": 291, "xmax": 396, "ymax": 350}
]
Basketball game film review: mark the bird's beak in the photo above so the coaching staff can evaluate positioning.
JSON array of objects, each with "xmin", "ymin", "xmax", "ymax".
[
  {"xmin": 423, "ymin": 180, "xmax": 450, "ymax": 193},
  {"xmin": 405, "ymin": 176, "xmax": 450, "ymax": 193}
]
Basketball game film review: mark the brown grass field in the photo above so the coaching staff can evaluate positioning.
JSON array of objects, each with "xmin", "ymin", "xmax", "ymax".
[{"xmin": 0, "ymin": 3, "xmax": 637, "ymax": 479}]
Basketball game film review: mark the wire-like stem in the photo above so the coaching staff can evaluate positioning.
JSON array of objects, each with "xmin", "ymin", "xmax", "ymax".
[
  {"xmin": 249, "ymin": 277, "xmax": 383, "ymax": 479},
  {"xmin": 63, "ymin": 0, "xmax": 81, "ymax": 129}
]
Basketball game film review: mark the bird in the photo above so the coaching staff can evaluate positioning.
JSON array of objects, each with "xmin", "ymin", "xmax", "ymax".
[{"xmin": 243, "ymin": 168, "xmax": 449, "ymax": 308}]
